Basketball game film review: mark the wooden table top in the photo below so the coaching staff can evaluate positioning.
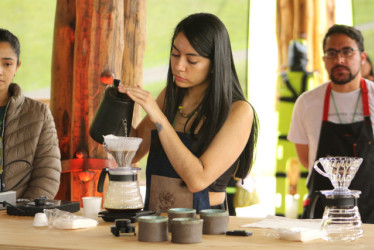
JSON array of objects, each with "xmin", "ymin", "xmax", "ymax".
[{"xmin": 0, "ymin": 210, "xmax": 373, "ymax": 249}]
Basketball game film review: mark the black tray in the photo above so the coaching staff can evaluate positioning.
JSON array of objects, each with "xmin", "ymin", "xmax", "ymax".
[{"xmin": 7, "ymin": 200, "xmax": 80, "ymax": 216}]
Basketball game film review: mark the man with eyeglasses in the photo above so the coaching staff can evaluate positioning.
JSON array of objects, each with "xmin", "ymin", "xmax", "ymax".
[{"xmin": 288, "ymin": 24, "xmax": 374, "ymax": 223}]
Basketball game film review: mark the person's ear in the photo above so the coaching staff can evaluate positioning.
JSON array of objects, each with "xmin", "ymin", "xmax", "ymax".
[
  {"xmin": 361, "ymin": 52, "xmax": 367, "ymax": 66},
  {"xmin": 16, "ymin": 61, "xmax": 21, "ymax": 70}
]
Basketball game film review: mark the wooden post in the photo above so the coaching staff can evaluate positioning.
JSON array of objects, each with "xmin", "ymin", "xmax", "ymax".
[
  {"xmin": 121, "ymin": 0, "xmax": 146, "ymax": 127},
  {"xmin": 50, "ymin": 0, "xmax": 76, "ymax": 160},
  {"xmin": 276, "ymin": 0, "xmax": 294, "ymax": 72},
  {"xmin": 50, "ymin": 0, "xmax": 146, "ymax": 160},
  {"xmin": 276, "ymin": 0, "xmax": 335, "ymax": 84}
]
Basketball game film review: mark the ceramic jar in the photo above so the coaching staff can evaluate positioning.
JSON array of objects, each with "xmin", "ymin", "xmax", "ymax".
[
  {"xmin": 171, "ymin": 218, "xmax": 203, "ymax": 244},
  {"xmin": 199, "ymin": 209, "xmax": 229, "ymax": 235},
  {"xmin": 138, "ymin": 216, "xmax": 169, "ymax": 242},
  {"xmin": 167, "ymin": 208, "xmax": 196, "ymax": 232}
]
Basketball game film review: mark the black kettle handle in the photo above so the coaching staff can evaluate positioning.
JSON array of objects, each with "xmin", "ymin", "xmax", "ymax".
[{"xmin": 97, "ymin": 168, "xmax": 109, "ymax": 193}]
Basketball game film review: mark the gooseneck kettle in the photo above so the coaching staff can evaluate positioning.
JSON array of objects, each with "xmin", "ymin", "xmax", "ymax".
[{"xmin": 89, "ymin": 77, "xmax": 134, "ymax": 144}]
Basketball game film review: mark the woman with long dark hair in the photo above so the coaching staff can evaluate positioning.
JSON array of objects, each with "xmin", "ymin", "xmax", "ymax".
[{"xmin": 119, "ymin": 13, "xmax": 258, "ymax": 212}]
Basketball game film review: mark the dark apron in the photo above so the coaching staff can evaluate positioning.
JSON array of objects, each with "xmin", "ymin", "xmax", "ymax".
[
  {"xmin": 144, "ymin": 130, "xmax": 210, "ymax": 213},
  {"xmin": 303, "ymin": 79, "xmax": 374, "ymax": 223}
]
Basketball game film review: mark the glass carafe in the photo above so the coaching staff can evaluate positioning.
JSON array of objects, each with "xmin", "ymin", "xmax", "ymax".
[
  {"xmin": 320, "ymin": 190, "xmax": 363, "ymax": 241},
  {"xmin": 314, "ymin": 157, "xmax": 364, "ymax": 241},
  {"xmin": 101, "ymin": 167, "xmax": 144, "ymax": 211}
]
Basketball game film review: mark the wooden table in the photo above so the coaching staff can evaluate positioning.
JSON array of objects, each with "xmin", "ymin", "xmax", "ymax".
[{"xmin": 0, "ymin": 211, "xmax": 373, "ymax": 249}]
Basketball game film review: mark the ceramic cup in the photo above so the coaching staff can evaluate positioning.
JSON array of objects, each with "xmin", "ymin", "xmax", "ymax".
[
  {"xmin": 138, "ymin": 216, "xmax": 169, "ymax": 242},
  {"xmin": 33, "ymin": 212, "xmax": 49, "ymax": 227},
  {"xmin": 167, "ymin": 208, "xmax": 196, "ymax": 232},
  {"xmin": 199, "ymin": 209, "xmax": 229, "ymax": 235},
  {"xmin": 82, "ymin": 197, "xmax": 102, "ymax": 220},
  {"xmin": 171, "ymin": 218, "xmax": 203, "ymax": 244}
]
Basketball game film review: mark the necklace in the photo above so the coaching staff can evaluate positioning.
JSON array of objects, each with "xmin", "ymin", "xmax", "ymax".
[
  {"xmin": 178, "ymin": 105, "xmax": 198, "ymax": 118},
  {"xmin": 330, "ymin": 90, "xmax": 361, "ymax": 123}
]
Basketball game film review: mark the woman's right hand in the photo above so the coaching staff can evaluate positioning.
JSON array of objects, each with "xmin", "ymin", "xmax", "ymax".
[{"xmin": 118, "ymin": 84, "xmax": 165, "ymax": 124}]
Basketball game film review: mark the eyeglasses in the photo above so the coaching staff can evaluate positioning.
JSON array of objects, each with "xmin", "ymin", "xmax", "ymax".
[{"xmin": 324, "ymin": 47, "xmax": 361, "ymax": 59}]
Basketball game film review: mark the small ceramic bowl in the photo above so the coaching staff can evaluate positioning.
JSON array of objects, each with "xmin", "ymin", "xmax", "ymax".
[
  {"xmin": 199, "ymin": 209, "xmax": 229, "ymax": 235},
  {"xmin": 167, "ymin": 208, "xmax": 196, "ymax": 232},
  {"xmin": 171, "ymin": 218, "xmax": 203, "ymax": 244},
  {"xmin": 138, "ymin": 216, "xmax": 168, "ymax": 242}
]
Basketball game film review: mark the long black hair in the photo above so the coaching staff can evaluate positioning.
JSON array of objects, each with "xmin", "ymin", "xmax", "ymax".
[{"xmin": 163, "ymin": 13, "xmax": 258, "ymax": 179}]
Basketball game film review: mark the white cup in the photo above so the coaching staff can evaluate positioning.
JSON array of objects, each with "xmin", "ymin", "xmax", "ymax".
[
  {"xmin": 82, "ymin": 197, "xmax": 102, "ymax": 220},
  {"xmin": 33, "ymin": 212, "xmax": 49, "ymax": 227}
]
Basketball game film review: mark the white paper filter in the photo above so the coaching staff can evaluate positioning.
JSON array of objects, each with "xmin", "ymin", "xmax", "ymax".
[{"xmin": 103, "ymin": 135, "xmax": 142, "ymax": 151}]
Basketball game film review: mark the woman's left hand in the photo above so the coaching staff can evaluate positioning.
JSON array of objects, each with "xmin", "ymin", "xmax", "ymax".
[{"xmin": 118, "ymin": 84, "xmax": 164, "ymax": 123}]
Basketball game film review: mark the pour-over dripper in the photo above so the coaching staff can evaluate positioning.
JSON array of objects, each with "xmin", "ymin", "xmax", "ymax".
[
  {"xmin": 103, "ymin": 135, "xmax": 143, "ymax": 167},
  {"xmin": 314, "ymin": 157, "xmax": 363, "ymax": 193}
]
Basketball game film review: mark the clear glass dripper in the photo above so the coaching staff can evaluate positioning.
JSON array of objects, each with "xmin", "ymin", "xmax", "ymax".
[
  {"xmin": 314, "ymin": 157, "xmax": 363, "ymax": 194},
  {"xmin": 103, "ymin": 135, "xmax": 142, "ymax": 167}
]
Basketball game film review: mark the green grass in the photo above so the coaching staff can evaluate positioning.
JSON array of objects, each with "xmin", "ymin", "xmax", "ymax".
[
  {"xmin": 361, "ymin": 29, "xmax": 374, "ymax": 60},
  {"xmin": 352, "ymin": 0, "xmax": 374, "ymax": 24},
  {"xmin": 0, "ymin": 0, "xmax": 56, "ymax": 92},
  {"xmin": 352, "ymin": 0, "xmax": 374, "ymax": 60},
  {"xmin": 144, "ymin": 0, "xmax": 249, "ymax": 68},
  {"xmin": 0, "ymin": 0, "xmax": 249, "ymax": 93}
]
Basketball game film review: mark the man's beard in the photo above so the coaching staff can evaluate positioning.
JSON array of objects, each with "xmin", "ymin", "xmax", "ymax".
[{"xmin": 330, "ymin": 65, "xmax": 359, "ymax": 85}]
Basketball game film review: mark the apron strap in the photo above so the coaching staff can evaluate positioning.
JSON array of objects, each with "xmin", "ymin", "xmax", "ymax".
[
  {"xmin": 322, "ymin": 83, "xmax": 332, "ymax": 121},
  {"xmin": 323, "ymin": 78, "xmax": 370, "ymax": 122},
  {"xmin": 361, "ymin": 78, "xmax": 370, "ymax": 117}
]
